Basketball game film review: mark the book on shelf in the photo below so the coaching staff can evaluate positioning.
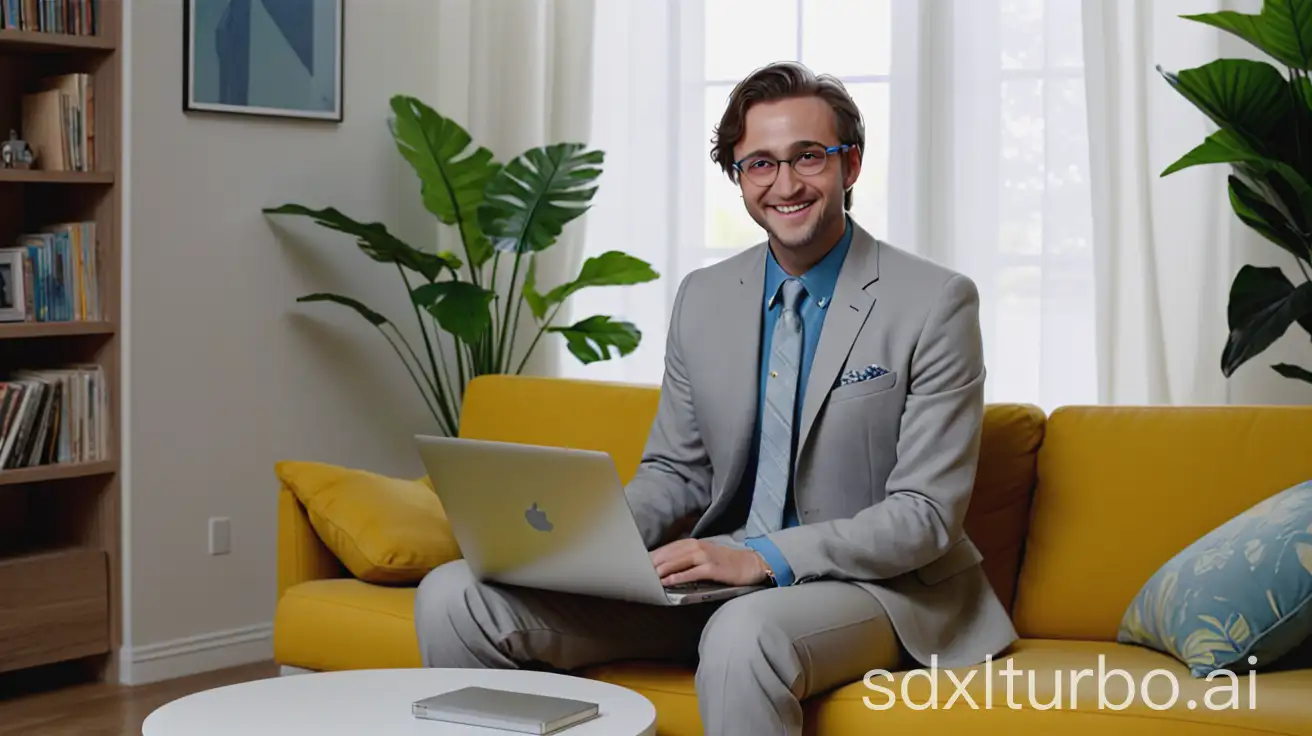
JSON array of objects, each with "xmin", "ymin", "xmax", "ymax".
[
  {"xmin": 0, "ymin": 221, "xmax": 99, "ymax": 323},
  {"xmin": 21, "ymin": 72, "xmax": 95, "ymax": 172},
  {"xmin": 0, "ymin": 364, "xmax": 106, "ymax": 470},
  {"xmin": 1, "ymin": 0, "xmax": 99, "ymax": 35}
]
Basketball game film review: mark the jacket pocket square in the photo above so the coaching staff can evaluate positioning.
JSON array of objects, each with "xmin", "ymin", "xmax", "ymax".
[{"xmin": 839, "ymin": 364, "xmax": 889, "ymax": 386}]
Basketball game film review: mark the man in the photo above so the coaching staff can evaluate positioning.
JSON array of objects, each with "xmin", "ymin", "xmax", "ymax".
[{"xmin": 414, "ymin": 61, "xmax": 1017, "ymax": 735}]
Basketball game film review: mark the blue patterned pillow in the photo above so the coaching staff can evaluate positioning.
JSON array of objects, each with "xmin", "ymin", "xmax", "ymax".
[{"xmin": 1117, "ymin": 480, "xmax": 1312, "ymax": 677}]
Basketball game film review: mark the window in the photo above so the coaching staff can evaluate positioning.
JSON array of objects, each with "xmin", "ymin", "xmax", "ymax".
[
  {"xmin": 684, "ymin": 0, "xmax": 892, "ymax": 266},
  {"xmin": 667, "ymin": 0, "xmax": 1096, "ymax": 409}
]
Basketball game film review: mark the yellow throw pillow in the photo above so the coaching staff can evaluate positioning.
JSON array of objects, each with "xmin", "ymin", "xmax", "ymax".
[{"xmin": 276, "ymin": 460, "xmax": 461, "ymax": 584}]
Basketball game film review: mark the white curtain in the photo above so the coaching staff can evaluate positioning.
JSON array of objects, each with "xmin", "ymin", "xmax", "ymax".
[
  {"xmin": 552, "ymin": 0, "xmax": 682, "ymax": 387},
  {"xmin": 1082, "ymin": 0, "xmax": 1236, "ymax": 405},
  {"xmin": 1082, "ymin": 0, "xmax": 1312, "ymax": 406},
  {"xmin": 895, "ymin": 0, "xmax": 1100, "ymax": 411},
  {"xmin": 433, "ymin": 0, "xmax": 597, "ymax": 378},
  {"xmin": 560, "ymin": 0, "xmax": 1306, "ymax": 408}
]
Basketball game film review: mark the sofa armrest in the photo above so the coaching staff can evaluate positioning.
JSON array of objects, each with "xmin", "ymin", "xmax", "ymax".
[{"xmin": 277, "ymin": 486, "xmax": 347, "ymax": 600}]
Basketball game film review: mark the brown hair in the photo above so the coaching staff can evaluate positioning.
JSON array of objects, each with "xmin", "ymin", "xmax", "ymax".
[{"xmin": 710, "ymin": 61, "xmax": 865, "ymax": 209}]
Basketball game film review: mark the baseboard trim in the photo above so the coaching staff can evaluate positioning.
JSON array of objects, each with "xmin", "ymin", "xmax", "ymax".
[{"xmin": 119, "ymin": 622, "xmax": 273, "ymax": 686}]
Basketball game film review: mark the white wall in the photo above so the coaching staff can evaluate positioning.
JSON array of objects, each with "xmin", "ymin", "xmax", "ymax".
[{"xmin": 124, "ymin": 0, "xmax": 447, "ymax": 682}]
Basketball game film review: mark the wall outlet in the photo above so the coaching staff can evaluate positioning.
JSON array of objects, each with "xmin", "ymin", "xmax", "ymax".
[{"xmin": 208, "ymin": 517, "xmax": 231, "ymax": 556}]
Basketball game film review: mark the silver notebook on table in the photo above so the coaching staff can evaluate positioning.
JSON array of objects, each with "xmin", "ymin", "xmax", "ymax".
[
  {"xmin": 412, "ymin": 686, "xmax": 599, "ymax": 734},
  {"xmin": 413, "ymin": 434, "xmax": 763, "ymax": 606}
]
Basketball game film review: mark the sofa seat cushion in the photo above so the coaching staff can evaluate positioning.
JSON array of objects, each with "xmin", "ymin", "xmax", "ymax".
[
  {"xmin": 582, "ymin": 639, "xmax": 1312, "ymax": 736},
  {"xmin": 274, "ymin": 579, "xmax": 421, "ymax": 671}
]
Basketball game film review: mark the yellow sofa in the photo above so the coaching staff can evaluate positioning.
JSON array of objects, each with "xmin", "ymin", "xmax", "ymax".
[{"xmin": 273, "ymin": 375, "xmax": 1312, "ymax": 734}]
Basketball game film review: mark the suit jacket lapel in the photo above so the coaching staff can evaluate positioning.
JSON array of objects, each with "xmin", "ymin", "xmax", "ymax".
[
  {"xmin": 797, "ymin": 226, "xmax": 881, "ymax": 454},
  {"xmin": 717, "ymin": 245, "xmax": 766, "ymax": 500}
]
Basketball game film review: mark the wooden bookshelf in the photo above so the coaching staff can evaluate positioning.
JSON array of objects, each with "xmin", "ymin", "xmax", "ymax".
[
  {"xmin": 0, "ymin": 168, "xmax": 112, "ymax": 183},
  {"xmin": 0, "ymin": 29, "xmax": 115, "ymax": 53},
  {"xmin": 0, "ymin": 320, "xmax": 113, "ymax": 338},
  {"xmin": 0, "ymin": 548, "xmax": 110, "ymax": 674},
  {"xmin": 0, "ymin": 459, "xmax": 116, "ymax": 487},
  {"xmin": 0, "ymin": 0, "xmax": 122, "ymax": 689}
]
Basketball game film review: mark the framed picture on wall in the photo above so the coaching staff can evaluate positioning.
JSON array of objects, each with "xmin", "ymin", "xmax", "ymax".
[{"xmin": 184, "ymin": 0, "xmax": 344, "ymax": 121}]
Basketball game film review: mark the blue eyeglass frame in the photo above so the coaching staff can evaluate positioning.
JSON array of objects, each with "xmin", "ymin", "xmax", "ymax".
[{"xmin": 732, "ymin": 144, "xmax": 853, "ymax": 178}]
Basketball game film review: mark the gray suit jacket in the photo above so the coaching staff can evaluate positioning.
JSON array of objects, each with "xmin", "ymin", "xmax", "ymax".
[{"xmin": 623, "ymin": 220, "xmax": 1019, "ymax": 669}]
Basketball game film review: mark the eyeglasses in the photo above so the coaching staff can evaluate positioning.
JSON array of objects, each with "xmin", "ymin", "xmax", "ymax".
[{"xmin": 733, "ymin": 144, "xmax": 852, "ymax": 186}]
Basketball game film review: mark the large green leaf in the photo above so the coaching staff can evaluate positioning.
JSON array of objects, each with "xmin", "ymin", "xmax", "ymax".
[
  {"xmin": 1158, "ymin": 58, "xmax": 1312, "ymax": 223},
  {"xmin": 1296, "ymin": 75, "xmax": 1312, "ymax": 112},
  {"xmin": 437, "ymin": 249, "xmax": 464, "ymax": 271},
  {"xmin": 1240, "ymin": 157, "xmax": 1312, "ymax": 214},
  {"xmin": 1228, "ymin": 175, "xmax": 1312, "ymax": 264},
  {"xmin": 1235, "ymin": 161, "xmax": 1312, "ymax": 238},
  {"xmin": 296, "ymin": 292, "xmax": 389, "ymax": 326},
  {"xmin": 541, "ymin": 251, "xmax": 660, "ymax": 307},
  {"xmin": 265, "ymin": 203, "xmax": 453, "ymax": 281},
  {"xmin": 1160, "ymin": 120, "xmax": 1312, "ymax": 241},
  {"xmin": 1162, "ymin": 129, "xmax": 1265, "ymax": 176},
  {"xmin": 547, "ymin": 315, "xmax": 641, "ymax": 364},
  {"xmin": 1222, "ymin": 265, "xmax": 1312, "ymax": 375},
  {"xmin": 1158, "ymin": 59, "xmax": 1292, "ymax": 157},
  {"xmin": 1229, "ymin": 261, "xmax": 1312, "ymax": 339},
  {"xmin": 412, "ymin": 281, "xmax": 497, "ymax": 345},
  {"xmin": 389, "ymin": 95, "xmax": 500, "ymax": 268},
  {"xmin": 1273, "ymin": 362, "xmax": 1312, "ymax": 383},
  {"xmin": 478, "ymin": 143, "xmax": 604, "ymax": 254},
  {"xmin": 1182, "ymin": 0, "xmax": 1312, "ymax": 70},
  {"xmin": 521, "ymin": 255, "xmax": 549, "ymax": 321}
]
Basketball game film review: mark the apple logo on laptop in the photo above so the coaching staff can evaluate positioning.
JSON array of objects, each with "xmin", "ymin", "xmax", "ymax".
[{"xmin": 525, "ymin": 502, "xmax": 553, "ymax": 532}]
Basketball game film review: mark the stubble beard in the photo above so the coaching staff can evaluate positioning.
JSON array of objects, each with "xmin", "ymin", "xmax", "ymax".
[{"xmin": 763, "ymin": 197, "xmax": 842, "ymax": 252}]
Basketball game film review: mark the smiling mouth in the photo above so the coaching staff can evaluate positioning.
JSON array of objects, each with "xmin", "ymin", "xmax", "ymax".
[{"xmin": 771, "ymin": 201, "xmax": 814, "ymax": 216}]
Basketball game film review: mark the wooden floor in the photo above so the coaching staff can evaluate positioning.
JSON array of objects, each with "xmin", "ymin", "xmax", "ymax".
[{"xmin": 0, "ymin": 660, "xmax": 279, "ymax": 735}]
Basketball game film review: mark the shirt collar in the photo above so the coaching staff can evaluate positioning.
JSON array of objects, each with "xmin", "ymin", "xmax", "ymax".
[{"xmin": 765, "ymin": 215, "xmax": 853, "ymax": 310}]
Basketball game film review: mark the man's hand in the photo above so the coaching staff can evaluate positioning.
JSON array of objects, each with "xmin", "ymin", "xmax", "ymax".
[{"xmin": 650, "ymin": 538, "xmax": 770, "ymax": 587}]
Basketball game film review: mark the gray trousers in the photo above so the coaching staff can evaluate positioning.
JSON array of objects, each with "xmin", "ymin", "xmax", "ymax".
[{"xmin": 413, "ymin": 559, "xmax": 904, "ymax": 735}]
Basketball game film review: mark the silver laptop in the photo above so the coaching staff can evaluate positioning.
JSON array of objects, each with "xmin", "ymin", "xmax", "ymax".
[{"xmin": 414, "ymin": 434, "xmax": 762, "ymax": 606}]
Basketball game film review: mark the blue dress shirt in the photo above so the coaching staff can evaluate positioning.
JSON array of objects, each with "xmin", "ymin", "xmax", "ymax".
[{"xmin": 743, "ymin": 217, "xmax": 853, "ymax": 586}]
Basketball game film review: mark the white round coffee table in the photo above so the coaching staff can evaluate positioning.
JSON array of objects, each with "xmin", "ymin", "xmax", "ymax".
[{"xmin": 141, "ymin": 668, "xmax": 656, "ymax": 735}]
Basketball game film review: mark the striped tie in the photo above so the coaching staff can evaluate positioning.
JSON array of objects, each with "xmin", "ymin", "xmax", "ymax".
[{"xmin": 747, "ymin": 277, "xmax": 805, "ymax": 538}]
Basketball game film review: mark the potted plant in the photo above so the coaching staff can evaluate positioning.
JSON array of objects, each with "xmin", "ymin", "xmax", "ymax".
[
  {"xmin": 1159, "ymin": 0, "xmax": 1312, "ymax": 385},
  {"xmin": 265, "ymin": 95, "xmax": 660, "ymax": 435}
]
